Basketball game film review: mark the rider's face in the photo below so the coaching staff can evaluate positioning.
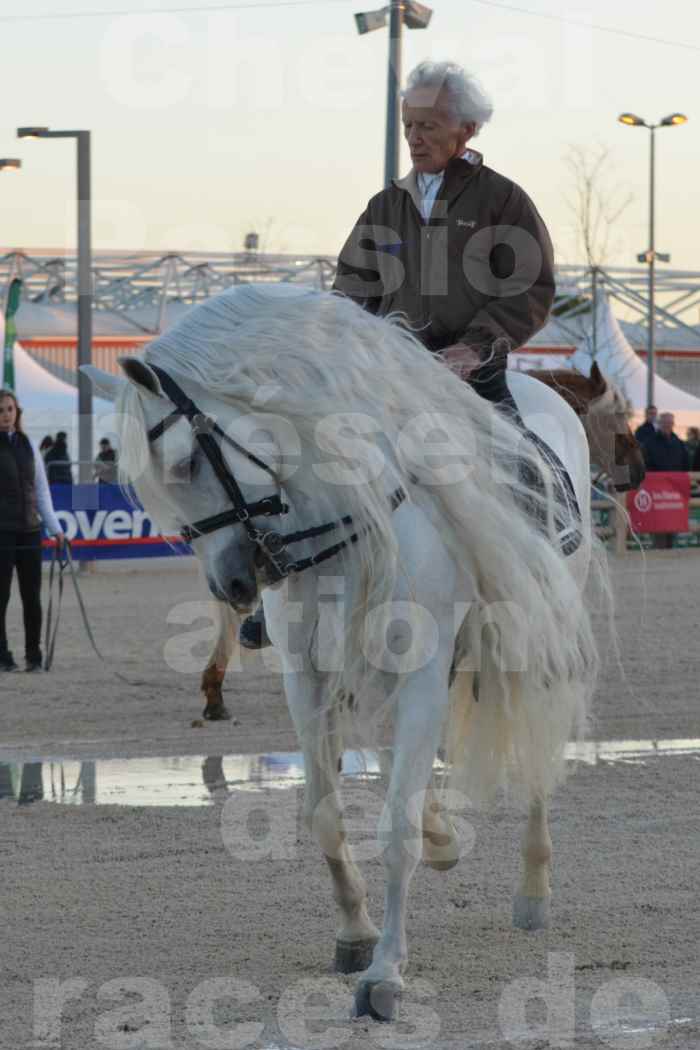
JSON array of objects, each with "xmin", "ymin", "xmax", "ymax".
[{"xmin": 402, "ymin": 87, "xmax": 475, "ymax": 175}]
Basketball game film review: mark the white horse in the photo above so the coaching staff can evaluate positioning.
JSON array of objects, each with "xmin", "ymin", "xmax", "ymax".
[{"xmin": 85, "ymin": 285, "xmax": 600, "ymax": 1021}]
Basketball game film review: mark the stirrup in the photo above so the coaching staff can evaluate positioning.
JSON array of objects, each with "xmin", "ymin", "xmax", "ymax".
[{"xmin": 239, "ymin": 605, "xmax": 272, "ymax": 650}]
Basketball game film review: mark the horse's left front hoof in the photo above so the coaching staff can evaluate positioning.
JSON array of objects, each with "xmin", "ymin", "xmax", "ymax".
[
  {"xmin": 203, "ymin": 703, "xmax": 231, "ymax": 721},
  {"xmin": 352, "ymin": 981, "xmax": 400, "ymax": 1023},
  {"xmin": 513, "ymin": 893, "xmax": 550, "ymax": 930}
]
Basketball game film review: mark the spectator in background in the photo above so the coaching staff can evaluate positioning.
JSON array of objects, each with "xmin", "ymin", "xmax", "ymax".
[
  {"xmin": 634, "ymin": 405, "xmax": 658, "ymax": 445},
  {"xmin": 685, "ymin": 426, "xmax": 700, "ymax": 463},
  {"xmin": 693, "ymin": 441, "xmax": 700, "ymax": 473},
  {"xmin": 44, "ymin": 431, "xmax": 73, "ymax": 485},
  {"xmin": 0, "ymin": 388, "xmax": 64, "ymax": 672},
  {"xmin": 38, "ymin": 435, "xmax": 54, "ymax": 461},
  {"xmin": 642, "ymin": 413, "xmax": 689, "ymax": 473},
  {"xmin": 642, "ymin": 413, "xmax": 689, "ymax": 550},
  {"xmin": 93, "ymin": 437, "xmax": 118, "ymax": 484}
]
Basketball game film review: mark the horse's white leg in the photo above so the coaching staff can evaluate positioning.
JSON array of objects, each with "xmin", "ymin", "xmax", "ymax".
[
  {"xmin": 376, "ymin": 750, "xmax": 458, "ymax": 871},
  {"xmin": 200, "ymin": 599, "xmax": 238, "ymax": 721},
  {"xmin": 354, "ymin": 661, "xmax": 451, "ymax": 1021},
  {"xmin": 513, "ymin": 796, "xmax": 552, "ymax": 930},
  {"xmin": 283, "ymin": 672, "xmax": 380, "ymax": 972}
]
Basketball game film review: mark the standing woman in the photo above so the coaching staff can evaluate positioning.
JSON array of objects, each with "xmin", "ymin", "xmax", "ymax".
[{"xmin": 0, "ymin": 389, "xmax": 64, "ymax": 672}]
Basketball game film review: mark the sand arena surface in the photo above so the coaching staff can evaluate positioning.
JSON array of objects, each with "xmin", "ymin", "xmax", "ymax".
[{"xmin": 2, "ymin": 552, "xmax": 700, "ymax": 1048}]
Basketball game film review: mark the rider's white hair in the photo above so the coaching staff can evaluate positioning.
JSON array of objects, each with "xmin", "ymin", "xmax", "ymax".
[{"xmin": 404, "ymin": 61, "xmax": 493, "ymax": 136}]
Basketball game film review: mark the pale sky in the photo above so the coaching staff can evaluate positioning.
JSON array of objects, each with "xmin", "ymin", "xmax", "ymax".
[{"xmin": 0, "ymin": 0, "xmax": 698, "ymax": 269}]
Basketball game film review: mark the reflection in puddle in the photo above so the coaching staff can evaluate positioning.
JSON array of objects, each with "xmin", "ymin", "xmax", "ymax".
[{"xmin": 0, "ymin": 738, "xmax": 698, "ymax": 808}]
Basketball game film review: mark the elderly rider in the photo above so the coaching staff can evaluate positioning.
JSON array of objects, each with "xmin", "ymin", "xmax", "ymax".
[
  {"xmin": 334, "ymin": 60, "xmax": 555, "ymax": 412},
  {"xmin": 240, "ymin": 60, "xmax": 557, "ymax": 649}
]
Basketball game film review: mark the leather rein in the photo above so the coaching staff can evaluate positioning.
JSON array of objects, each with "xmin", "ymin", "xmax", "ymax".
[{"xmin": 146, "ymin": 365, "xmax": 405, "ymax": 581}]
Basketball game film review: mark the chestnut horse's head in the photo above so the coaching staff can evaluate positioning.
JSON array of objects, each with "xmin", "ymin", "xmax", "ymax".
[
  {"xmin": 528, "ymin": 362, "xmax": 646, "ymax": 492},
  {"xmin": 584, "ymin": 363, "xmax": 646, "ymax": 491}
]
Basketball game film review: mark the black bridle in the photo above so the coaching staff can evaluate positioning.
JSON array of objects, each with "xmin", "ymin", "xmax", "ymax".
[{"xmin": 146, "ymin": 365, "xmax": 405, "ymax": 580}]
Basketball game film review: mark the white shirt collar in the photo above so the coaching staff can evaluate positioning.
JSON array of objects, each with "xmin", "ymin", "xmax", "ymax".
[{"xmin": 416, "ymin": 148, "xmax": 479, "ymax": 193}]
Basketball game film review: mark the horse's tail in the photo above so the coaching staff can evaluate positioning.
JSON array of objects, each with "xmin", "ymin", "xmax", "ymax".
[{"xmin": 443, "ymin": 539, "xmax": 608, "ymax": 809}]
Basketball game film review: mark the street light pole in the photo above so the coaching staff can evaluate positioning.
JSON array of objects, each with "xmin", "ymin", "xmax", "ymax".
[
  {"xmin": 76, "ymin": 131, "xmax": 93, "ymax": 486},
  {"xmin": 384, "ymin": 0, "xmax": 403, "ymax": 186},
  {"xmin": 17, "ymin": 127, "xmax": 93, "ymax": 482},
  {"xmin": 647, "ymin": 125, "xmax": 656, "ymax": 411},
  {"xmin": 355, "ymin": 2, "xmax": 432, "ymax": 186},
  {"xmin": 618, "ymin": 111, "xmax": 688, "ymax": 411}
]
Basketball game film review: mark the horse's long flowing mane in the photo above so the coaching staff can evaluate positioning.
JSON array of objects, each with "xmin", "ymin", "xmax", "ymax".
[{"xmin": 117, "ymin": 286, "xmax": 600, "ymax": 803}]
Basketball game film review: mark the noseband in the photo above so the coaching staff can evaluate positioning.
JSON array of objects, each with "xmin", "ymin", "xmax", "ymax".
[{"xmin": 146, "ymin": 365, "xmax": 405, "ymax": 580}]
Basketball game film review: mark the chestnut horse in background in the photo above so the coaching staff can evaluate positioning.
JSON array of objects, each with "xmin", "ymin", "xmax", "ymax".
[
  {"xmin": 527, "ymin": 361, "xmax": 646, "ymax": 494},
  {"xmin": 199, "ymin": 360, "xmax": 643, "ymax": 723}
]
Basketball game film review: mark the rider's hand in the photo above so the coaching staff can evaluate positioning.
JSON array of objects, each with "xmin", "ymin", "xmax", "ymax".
[
  {"xmin": 440, "ymin": 343, "xmax": 481, "ymax": 380},
  {"xmin": 54, "ymin": 531, "xmax": 66, "ymax": 548}
]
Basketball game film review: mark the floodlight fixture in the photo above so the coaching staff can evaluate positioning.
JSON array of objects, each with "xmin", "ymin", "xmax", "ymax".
[
  {"xmin": 354, "ymin": 7, "xmax": 388, "ymax": 34},
  {"xmin": 0, "ymin": 158, "xmax": 22, "ymax": 171},
  {"xmin": 403, "ymin": 1, "xmax": 432, "ymax": 29},
  {"xmin": 17, "ymin": 126, "xmax": 49, "ymax": 139},
  {"xmin": 660, "ymin": 112, "xmax": 688, "ymax": 126},
  {"xmin": 618, "ymin": 113, "xmax": 645, "ymax": 127}
]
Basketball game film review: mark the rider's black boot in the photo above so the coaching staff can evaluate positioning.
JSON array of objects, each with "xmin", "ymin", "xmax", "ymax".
[{"xmin": 239, "ymin": 605, "xmax": 272, "ymax": 650}]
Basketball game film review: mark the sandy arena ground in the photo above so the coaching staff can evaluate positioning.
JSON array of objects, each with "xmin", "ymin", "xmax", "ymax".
[{"xmin": 2, "ymin": 551, "xmax": 700, "ymax": 1048}]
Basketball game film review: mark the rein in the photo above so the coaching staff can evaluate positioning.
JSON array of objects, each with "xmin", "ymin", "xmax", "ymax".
[
  {"xmin": 44, "ymin": 541, "xmax": 132, "ymax": 682},
  {"xmin": 146, "ymin": 365, "xmax": 405, "ymax": 579}
]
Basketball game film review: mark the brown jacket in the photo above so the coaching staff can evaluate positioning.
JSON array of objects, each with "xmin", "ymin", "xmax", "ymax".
[{"xmin": 333, "ymin": 152, "xmax": 555, "ymax": 355}]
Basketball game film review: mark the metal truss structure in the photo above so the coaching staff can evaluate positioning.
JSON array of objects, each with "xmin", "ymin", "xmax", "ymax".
[{"xmin": 1, "ymin": 250, "xmax": 699, "ymax": 345}]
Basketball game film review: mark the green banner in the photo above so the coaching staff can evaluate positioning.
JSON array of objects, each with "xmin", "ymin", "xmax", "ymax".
[{"xmin": 3, "ymin": 277, "xmax": 22, "ymax": 390}]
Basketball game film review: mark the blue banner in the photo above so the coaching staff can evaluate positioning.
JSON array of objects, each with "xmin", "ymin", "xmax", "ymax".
[{"xmin": 45, "ymin": 484, "xmax": 192, "ymax": 561}]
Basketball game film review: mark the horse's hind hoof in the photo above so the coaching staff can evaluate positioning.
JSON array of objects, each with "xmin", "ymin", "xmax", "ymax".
[
  {"xmin": 203, "ymin": 703, "xmax": 231, "ymax": 721},
  {"xmin": 335, "ymin": 937, "xmax": 377, "ymax": 974},
  {"xmin": 352, "ymin": 981, "xmax": 400, "ymax": 1022},
  {"xmin": 513, "ymin": 893, "xmax": 550, "ymax": 931}
]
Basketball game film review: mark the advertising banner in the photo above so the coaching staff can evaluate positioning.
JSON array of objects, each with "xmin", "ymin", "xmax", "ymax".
[
  {"xmin": 627, "ymin": 472, "xmax": 691, "ymax": 534},
  {"xmin": 44, "ymin": 484, "xmax": 191, "ymax": 560}
]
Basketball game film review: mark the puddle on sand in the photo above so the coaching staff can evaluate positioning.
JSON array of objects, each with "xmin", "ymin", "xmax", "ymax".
[{"xmin": 0, "ymin": 738, "xmax": 698, "ymax": 808}]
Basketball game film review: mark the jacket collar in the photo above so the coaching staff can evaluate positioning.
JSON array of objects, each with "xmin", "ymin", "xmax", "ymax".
[{"xmin": 393, "ymin": 150, "xmax": 483, "ymax": 214}]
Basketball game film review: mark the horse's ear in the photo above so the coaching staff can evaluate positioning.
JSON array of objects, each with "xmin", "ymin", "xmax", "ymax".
[
  {"xmin": 80, "ymin": 364, "xmax": 126, "ymax": 401},
  {"xmin": 118, "ymin": 357, "xmax": 163, "ymax": 398},
  {"xmin": 589, "ymin": 361, "xmax": 607, "ymax": 398}
]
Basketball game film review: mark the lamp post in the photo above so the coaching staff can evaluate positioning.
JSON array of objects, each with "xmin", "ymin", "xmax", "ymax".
[
  {"xmin": 17, "ymin": 126, "xmax": 92, "ymax": 482},
  {"xmin": 618, "ymin": 111, "xmax": 688, "ymax": 410},
  {"xmin": 0, "ymin": 159, "xmax": 22, "ymax": 172},
  {"xmin": 355, "ymin": 1, "xmax": 433, "ymax": 186}
]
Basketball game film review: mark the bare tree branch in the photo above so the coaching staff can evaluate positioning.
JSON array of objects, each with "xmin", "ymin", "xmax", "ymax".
[{"xmin": 564, "ymin": 144, "xmax": 634, "ymax": 267}]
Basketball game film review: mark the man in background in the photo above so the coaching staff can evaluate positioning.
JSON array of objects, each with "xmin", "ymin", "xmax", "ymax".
[
  {"xmin": 642, "ymin": 412, "xmax": 689, "ymax": 550},
  {"xmin": 94, "ymin": 437, "xmax": 118, "ymax": 485},
  {"xmin": 634, "ymin": 405, "xmax": 658, "ymax": 445},
  {"xmin": 643, "ymin": 413, "xmax": 688, "ymax": 473}
]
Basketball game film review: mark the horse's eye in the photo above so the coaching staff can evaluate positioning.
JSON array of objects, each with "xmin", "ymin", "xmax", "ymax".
[{"xmin": 169, "ymin": 454, "xmax": 197, "ymax": 482}]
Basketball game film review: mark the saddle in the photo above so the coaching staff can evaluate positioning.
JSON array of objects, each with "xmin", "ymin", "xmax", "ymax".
[{"xmin": 467, "ymin": 361, "xmax": 582, "ymax": 558}]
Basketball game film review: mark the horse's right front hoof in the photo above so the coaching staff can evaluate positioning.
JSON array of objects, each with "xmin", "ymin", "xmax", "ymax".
[
  {"xmin": 352, "ymin": 981, "xmax": 400, "ymax": 1022},
  {"xmin": 335, "ymin": 937, "xmax": 377, "ymax": 974}
]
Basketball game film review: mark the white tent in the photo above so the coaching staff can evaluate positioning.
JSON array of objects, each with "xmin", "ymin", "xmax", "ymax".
[
  {"xmin": 569, "ymin": 294, "xmax": 700, "ymax": 430},
  {"xmin": 1, "ymin": 319, "xmax": 114, "ymax": 461}
]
